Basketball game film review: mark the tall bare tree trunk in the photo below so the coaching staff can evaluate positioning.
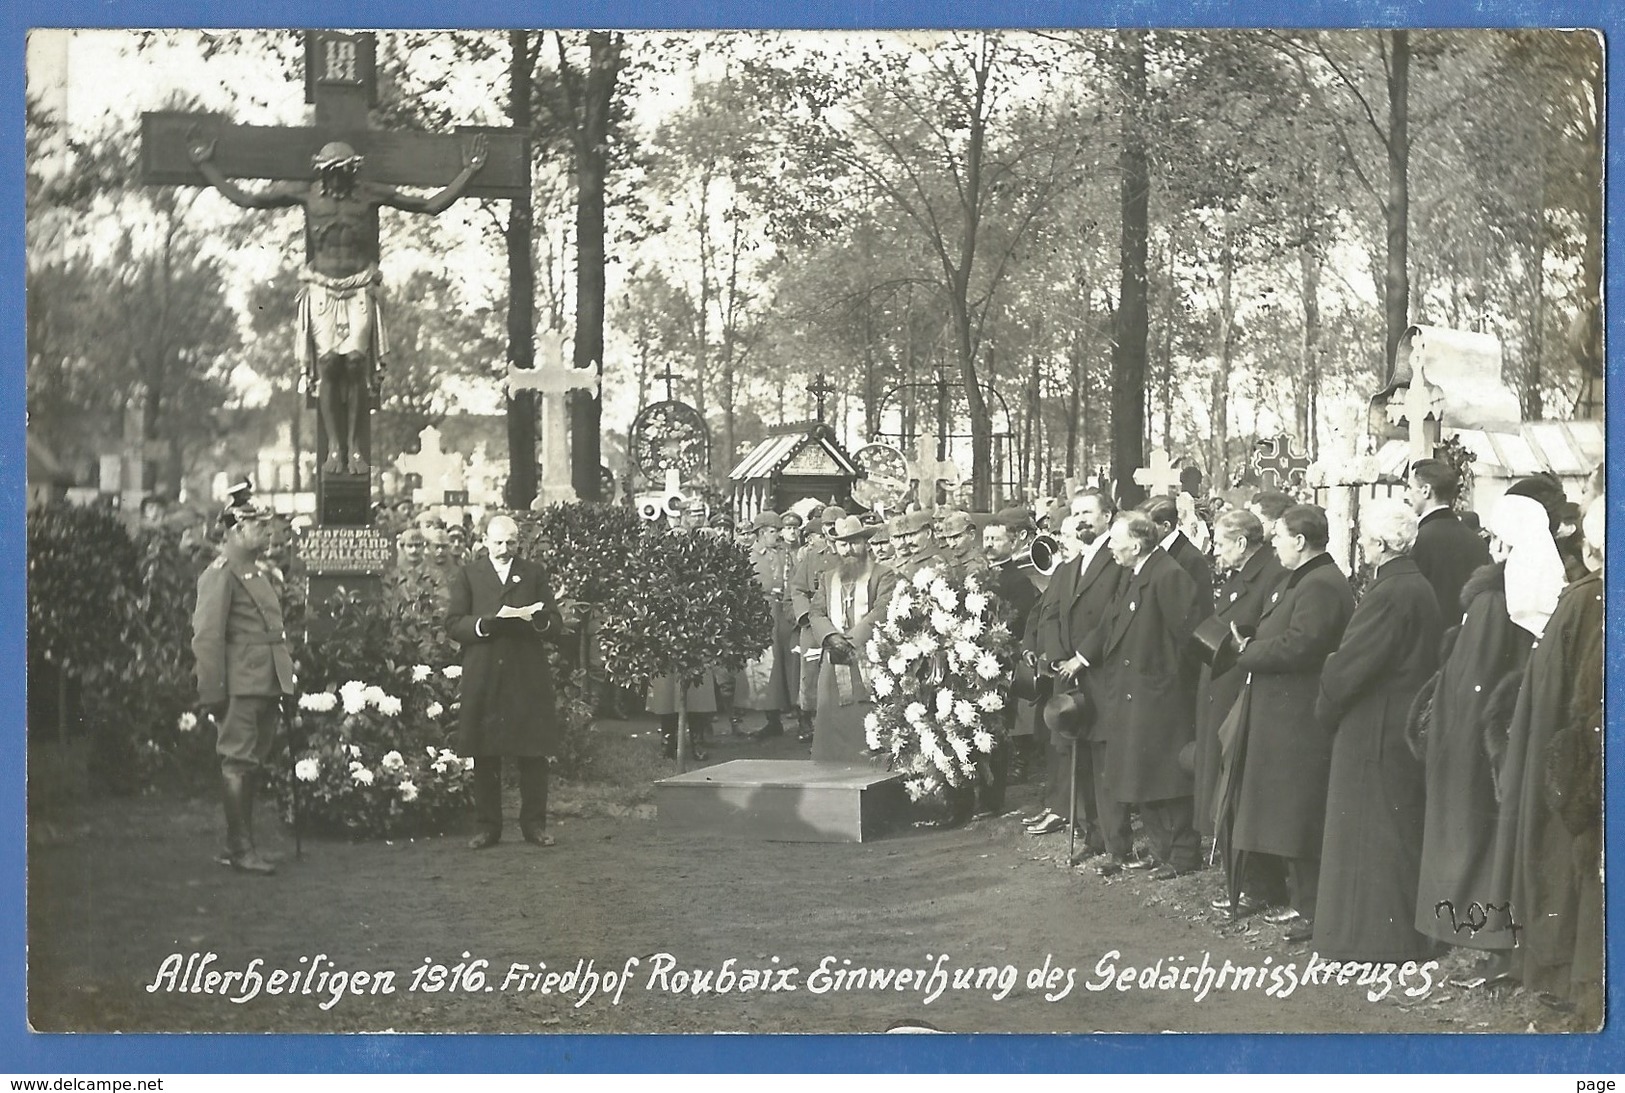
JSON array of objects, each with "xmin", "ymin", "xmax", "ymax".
[
  {"xmin": 1111, "ymin": 30, "xmax": 1150, "ymax": 506},
  {"xmin": 504, "ymin": 31, "xmax": 538, "ymax": 509},
  {"xmin": 1382, "ymin": 30, "xmax": 1411, "ymax": 371}
]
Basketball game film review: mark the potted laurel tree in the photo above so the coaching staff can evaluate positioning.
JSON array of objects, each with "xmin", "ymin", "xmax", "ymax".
[
  {"xmin": 515, "ymin": 503, "xmax": 646, "ymax": 771},
  {"xmin": 864, "ymin": 564, "xmax": 1018, "ymax": 823},
  {"xmin": 596, "ymin": 524, "xmax": 772, "ymax": 774}
]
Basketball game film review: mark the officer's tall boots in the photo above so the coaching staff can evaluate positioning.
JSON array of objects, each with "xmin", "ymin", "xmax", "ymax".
[{"xmin": 221, "ymin": 769, "xmax": 276, "ymax": 875}]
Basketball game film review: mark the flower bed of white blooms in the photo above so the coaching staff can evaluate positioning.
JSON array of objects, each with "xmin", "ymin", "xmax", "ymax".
[
  {"xmin": 863, "ymin": 567, "xmax": 1017, "ymax": 802},
  {"xmin": 275, "ymin": 664, "xmax": 471, "ymax": 838}
]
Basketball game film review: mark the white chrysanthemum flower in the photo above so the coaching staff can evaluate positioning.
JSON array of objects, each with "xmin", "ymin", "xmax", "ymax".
[
  {"xmin": 294, "ymin": 757, "xmax": 321, "ymax": 782},
  {"xmin": 442, "ymin": 665, "xmax": 463, "ymax": 679},
  {"xmin": 915, "ymin": 633, "xmax": 939, "ymax": 655},
  {"xmin": 411, "ymin": 664, "xmax": 433, "ymax": 683},
  {"xmin": 958, "ymin": 616, "xmax": 985, "ymax": 642},
  {"xmin": 932, "ymin": 748, "xmax": 955, "ymax": 773},
  {"xmin": 904, "ymin": 701, "xmax": 928, "ymax": 726},
  {"xmin": 398, "ymin": 779, "xmax": 419, "ymax": 803},
  {"xmin": 975, "ymin": 652, "xmax": 1002, "ymax": 680},
  {"xmin": 381, "ymin": 750, "xmax": 406, "ymax": 773},
  {"xmin": 425, "ymin": 701, "xmax": 444, "ymax": 719},
  {"xmin": 350, "ymin": 766, "xmax": 374, "ymax": 786},
  {"xmin": 952, "ymin": 639, "xmax": 980, "ymax": 665},
  {"xmin": 904, "ymin": 778, "xmax": 928, "ymax": 802},
  {"xmin": 346, "ymin": 744, "xmax": 362, "ymax": 759},
  {"xmin": 964, "ymin": 591, "xmax": 988, "ymax": 616},
  {"xmin": 892, "ymin": 734, "xmax": 907, "ymax": 756},
  {"xmin": 426, "ymin": 745, "xmax": 438, "ymax": 757},
  {"xmin": 964, "ymin": 574, "xmax": 982, "ymax": 595},
  {"xmin": 889, "ymin": 592, "xmax": 915, "ymax": 619},
  {"xmin": 931, "ymin": 608, "xmax": 955, "ymax": 634},
  {"xmin": 299, "ymin": 692, "xmax": 338, "ymax": 713},
  {"xmin": 376, "ymin": 695, "xmax": 403, "ymax": 717},
  {"xmin": 361, "ymin": 684, "xmax": 386, "ymax": 707},
  {"xmin": 927, "ymin": 578, "xmax": 952, "ymax": 604},
  {"xmin": 462, "ymin": 757, "xmax": 475, "ymax": 770},
  {"xmin": 911, "ymin": 567, "xmax": 937, "ymax": 590},
  {"xmin": 177, "ymin": 711, "xmax": 198, "ymax": 733},
  {"xmin": 935, "ymin": 688, "xmax": 955, "ymax": 718},
  {"xmin": 954, "ymin": 700, "xmax": 978, "ymax": 727},
  {"xmin": 949, "ymin": 734, "xmax": 973, "ymax": 763},
  {"xmin": 870, "ymin": 673, "xmax": 896, "ymax": 698},
  {"xmin": 339, "ymin": 680, "xmax": 368, "ymax": 715},
  {"xmin": 976, "ymin": 690, "xmax": 1005, "ymax": 713},
  {"xmin": 973, "ymin": 729, "xmax": 996, "ymax": 754},
  {"xmin": 865, "ymin": 639, "xmax": 881, "ymax": 663},
  {"xmin": 887, "ymin": 656, "xmax": 908, "ymax": 676},
  {"xmin": 897, "ymin": 641, "xmax": 921, "ymax": 662}
]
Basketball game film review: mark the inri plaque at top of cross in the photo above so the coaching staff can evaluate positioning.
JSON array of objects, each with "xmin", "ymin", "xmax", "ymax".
[{"xmin": 140, "ymin": 30, "xmax": 530, "ymax": 525}]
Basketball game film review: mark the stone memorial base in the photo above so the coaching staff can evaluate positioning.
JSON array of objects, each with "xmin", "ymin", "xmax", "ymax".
[{"xmin": 655, "ymin": 759, "xmax": 904, "ymax": 843}]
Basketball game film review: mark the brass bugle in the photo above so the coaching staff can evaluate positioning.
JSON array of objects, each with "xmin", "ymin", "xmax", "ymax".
[{"xmin": 1013, "ymin": 534, "xmax": 1062, "ymax": 590}]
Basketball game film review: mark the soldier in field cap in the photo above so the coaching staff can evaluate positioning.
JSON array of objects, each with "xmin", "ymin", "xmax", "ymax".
[
  {"xmin": 191, "ymin": 496, "xmax": 296, "ymax": 875},
  {"xmin": 780, "ymin": 504, "xmax": 847, "ymax": 742}
]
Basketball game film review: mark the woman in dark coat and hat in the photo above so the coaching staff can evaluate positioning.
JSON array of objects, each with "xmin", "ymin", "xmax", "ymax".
[
  {"xmin": 1313, "ymin": 498, "xmax": 1443, "ymax": 961},
  {"xmin": 1413, "ymin": 490, "xmax": 1563, "ymax": 967}
]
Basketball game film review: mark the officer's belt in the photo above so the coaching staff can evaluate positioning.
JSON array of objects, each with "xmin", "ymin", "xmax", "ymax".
[{"xmin": 228, "ymin": 630, "xmax": 288, "ymax": 645}]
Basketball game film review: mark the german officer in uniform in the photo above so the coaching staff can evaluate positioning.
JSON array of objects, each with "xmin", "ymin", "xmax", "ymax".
[{"xmin": 191, "ymin": 498, "xmax": 296, "ymax": 875}]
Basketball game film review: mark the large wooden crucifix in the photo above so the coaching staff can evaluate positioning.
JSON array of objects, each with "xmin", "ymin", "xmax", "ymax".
[{"xmin": 139, "ymin": 30, "xmax": 529, "ymax": 526}]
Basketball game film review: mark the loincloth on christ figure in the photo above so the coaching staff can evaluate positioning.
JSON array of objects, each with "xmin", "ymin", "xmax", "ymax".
[{"xmin": 297, "ymin": 265, "xmax": 388, "ymax": 406}]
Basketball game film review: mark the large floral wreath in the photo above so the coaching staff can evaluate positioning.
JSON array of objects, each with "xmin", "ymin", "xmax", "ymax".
[{"xmin": 862, "ymin": 565, "xmax": 1018, "ymax": 801}]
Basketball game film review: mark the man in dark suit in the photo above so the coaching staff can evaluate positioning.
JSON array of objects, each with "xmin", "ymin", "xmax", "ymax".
[
  {"xmin": 1079, "ymin": 509, "xmax": 1204, "ymax": 878},
  {"xmin": 1142, "ymin": 494, "xmax": 1214, "ymax": 610},
  {"xmin": 1026, "ymin": 490, "xmax": 1125, "ymax": 860},
  {"xmin": 192, "ymin": 499, "xmax": 297, "ymax": 875},
  {"xmin": 447, "ymin": 515, "xmax": 567, "ymax": 849},
  {"xmin": 1406, "ymin": 458, "xmax": 1490, "ymax": 623}
]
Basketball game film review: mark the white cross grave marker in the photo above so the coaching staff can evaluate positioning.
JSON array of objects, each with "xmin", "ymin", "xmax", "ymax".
[
  {"xmin": 906, "ymin": 429, "xmax": 962, "ymax": 508},
  {"xmin": 394, "ymin": 425, "xmax": 468, "ymax": 509},
  {"xmin": 507, "ymin": 329, "xmax": 601, "ymax": 508},
  {"xmin": 1132, "ymin": 449, "xmax": 1181, "ymax": 497}
]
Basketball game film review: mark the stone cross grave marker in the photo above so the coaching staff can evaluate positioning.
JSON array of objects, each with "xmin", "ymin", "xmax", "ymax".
[
  {"xmin": 395, "ymin": 425, "xmax": 467, "ymax": 508},
  {"xmin": 1132, "ymin": 448, "xmax": 1181, "ymax": 497},
  {"xmin": 508, "ymin": 329, "xmax": 600, "ymax": 508},
  {"xmin": 906, "ymin": 429, "xmax": 962, "ymax": 508}
]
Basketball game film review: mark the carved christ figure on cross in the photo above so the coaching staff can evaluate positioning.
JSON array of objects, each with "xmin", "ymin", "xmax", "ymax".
[{"xmin": 188, "ymin": 131, "xmax": 488, "ymax": 475}]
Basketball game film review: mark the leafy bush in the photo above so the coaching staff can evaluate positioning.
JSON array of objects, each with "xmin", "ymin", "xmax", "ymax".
[{"xmin": 597, "ymin": 528, "xmax": 772, "ymax": 693}]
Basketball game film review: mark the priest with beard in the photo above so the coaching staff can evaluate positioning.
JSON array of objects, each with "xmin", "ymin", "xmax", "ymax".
[{"xmin": 807, "ymin": 516, "xmax": 897, "ymax": 762}]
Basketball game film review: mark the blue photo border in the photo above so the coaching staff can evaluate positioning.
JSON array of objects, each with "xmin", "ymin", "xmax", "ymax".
[{"xmin": 4, "ymin": 0, "xmax": 1620, "ymax": 1074}]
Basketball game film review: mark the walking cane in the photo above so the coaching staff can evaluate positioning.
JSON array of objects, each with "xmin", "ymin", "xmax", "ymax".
[
  {"xmin": 283, "ymin": 699, "xmax": 304, "ymax": 860},
  {"xmin": 1067, "ymin": 735, "xmax": 1079, "ymax": 865}
]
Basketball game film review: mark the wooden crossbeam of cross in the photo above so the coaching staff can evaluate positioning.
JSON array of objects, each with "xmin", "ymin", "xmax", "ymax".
[{"xmin": 140, "ymin": 33, "xmax": 528, "ymax": 203}]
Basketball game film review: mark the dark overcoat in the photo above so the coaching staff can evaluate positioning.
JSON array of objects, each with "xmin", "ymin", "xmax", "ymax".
[
  {"xmin": 1168, "ymin": 531, "xmax": 1215, "ymax": 611},
  {"xmin": 446, "ymin": 556, "xmax": 565, "ymax": 758},
  {"xmin": 1192, "ymin": 546, "xmax": 1286, "ymax": 835},
  {"xmin": 1228, "ymin": 552, "xmax": 1354, "ymax": 856},
  {"xmin": 1412, "ymin": 507, "xmax": 1490, "ymax": 627},
  {"xmin": 1415, "ymin": 563, "xmax": 1531, "ymax": 946},
  {"xmin": 1485, "ymin": 568, "xmax": 1603, "ymax": 998},
  {"xmin": 1079, "ymin": 547, "xmax": 1201, "ymax": 802},
  {"xmin": 1312, "ymin": 555, "xmax": 1442, "ymax": 962}
]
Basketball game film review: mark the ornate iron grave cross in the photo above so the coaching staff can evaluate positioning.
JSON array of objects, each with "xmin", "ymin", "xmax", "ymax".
[
  {"xmin": 807, "ymin": 372, "xmax": 836, "ymax": 421},
  {"xmin": 1250, "ymin": 434, "xmax": 1312, "ymax": 491}
]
